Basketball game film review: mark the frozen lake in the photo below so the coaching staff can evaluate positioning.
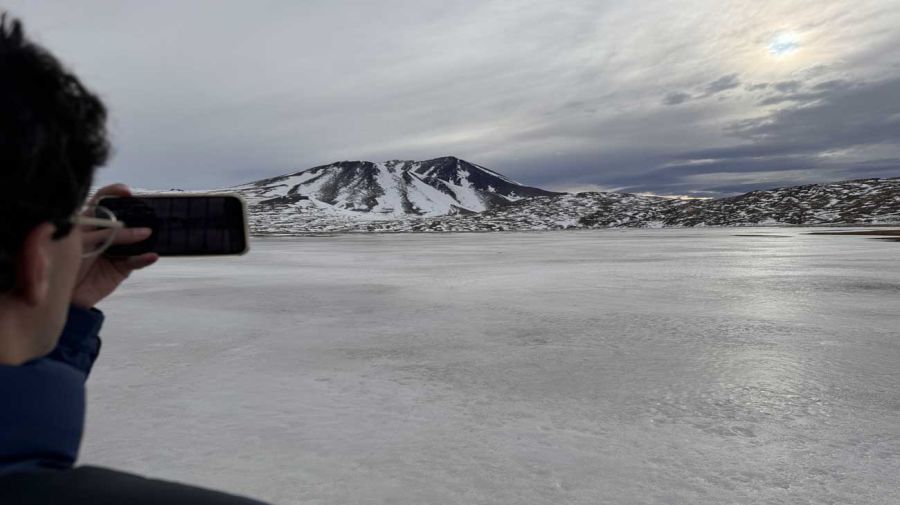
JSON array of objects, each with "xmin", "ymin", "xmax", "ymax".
[{"xmin": 80, "ymin": 229, "xmax": 900, "ymax": 504}]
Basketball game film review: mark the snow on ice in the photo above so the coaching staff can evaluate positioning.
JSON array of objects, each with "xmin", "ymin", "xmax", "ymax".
[{"xmin": 80, "ymin": 230, "xmax": 900, "ymax": 504}]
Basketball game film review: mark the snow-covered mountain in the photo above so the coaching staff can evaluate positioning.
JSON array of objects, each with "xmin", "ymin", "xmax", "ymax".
[
  {"xmin": 231, "ymin": 157, "xmax": 560, "ymax": 218},
  {"xmin": 239, "ymin": 175, "xmax": 900, "ymax": 233},
  {"xmin": 641, "ymin": 177, "xmax": 900, "ymax": 227},
  {"xmin": 449, "ymin": 177, "xmax": 900, "ymax": 231}
]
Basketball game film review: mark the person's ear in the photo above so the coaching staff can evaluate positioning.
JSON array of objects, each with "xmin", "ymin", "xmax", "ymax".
[{"xmin": 15, "ymin": 222, "xmax": 56, "ymax": 307}]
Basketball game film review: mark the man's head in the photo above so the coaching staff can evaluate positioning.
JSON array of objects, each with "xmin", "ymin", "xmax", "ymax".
[{"xmin": 0, "ymin": 13, "xmax": 109, "ymax": 363}]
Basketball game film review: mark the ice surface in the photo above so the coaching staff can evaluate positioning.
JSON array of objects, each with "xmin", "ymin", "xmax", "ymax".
[{"xmin": 80, "ymin": 229, "xmax": 900, "ymax": 504}]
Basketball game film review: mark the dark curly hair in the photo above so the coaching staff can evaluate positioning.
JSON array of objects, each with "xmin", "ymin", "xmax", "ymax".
[{"xmin": 0, "ymin": 13, "xmax": 110, "ymax": 292}]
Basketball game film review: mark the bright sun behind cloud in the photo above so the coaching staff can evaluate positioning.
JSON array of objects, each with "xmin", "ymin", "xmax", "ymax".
[{"xmin": 768, "ymin": 31, "xmax": 800, "ymax": 56}]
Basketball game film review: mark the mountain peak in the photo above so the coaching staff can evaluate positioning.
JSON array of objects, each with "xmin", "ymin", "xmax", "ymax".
[
  {"xmin": 236, "ymin": 158, "xmax": 561, "ymax": 218},
  {"xmin": 424, "ymin": 155, "xmax": 461, "ymax": 163}
]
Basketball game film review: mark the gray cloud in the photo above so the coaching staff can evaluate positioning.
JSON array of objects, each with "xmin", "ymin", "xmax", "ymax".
[
  {"xmin": 627, "ymin": 76, "xmax": 900, "ymax": 194},
  {"xmin": 772, "ymin": 80, "xmax": 802, "ymax": 93},
  {"xmin": 746, "ymin": 83, "xmax": 769, "ymax": 91},
  {"xmin": 529, "ymin": 73, "xmax": 900, "ymax": 196},
  {"xmin": 663, "ymin": 91, "xmax": 692, "ymax": 106},
  {"xmin": 757, "ymin": 79, "xmax": 854, "ymax": 105},
  {"xmin": 664, "ymin": 73, "xmax": 743, "ymax": 106},
  {"xmin": 732, "ymin": 77, "xmax": 900, "ymax": 149},
  {"xmin": 703, "ymin": 73, "xmax": 741, "ymax": 95}
]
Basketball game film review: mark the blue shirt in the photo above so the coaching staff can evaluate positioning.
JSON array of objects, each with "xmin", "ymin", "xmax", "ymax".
[{"xmin": 0, "ymin": 305, "xmax": 104, "ymax": 476}]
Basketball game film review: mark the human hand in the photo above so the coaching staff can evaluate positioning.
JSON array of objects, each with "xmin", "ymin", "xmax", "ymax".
[{"xmin": 70, "ymin": 184, "xmax": 159, "ymax": 309}]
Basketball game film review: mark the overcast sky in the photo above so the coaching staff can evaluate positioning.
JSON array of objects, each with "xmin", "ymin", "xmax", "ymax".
[{"xmin": 6, "ymin": 0, "xmax": 900, "ymax": 196}]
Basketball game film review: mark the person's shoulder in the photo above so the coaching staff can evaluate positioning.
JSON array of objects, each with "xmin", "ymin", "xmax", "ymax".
[
  {"xmin": 0, "ymin": 358, "xmax": 86, "ymax": 477},
  {"xmin": 0, "ymin": 466, "xmax": 272, "ymax": 505}
]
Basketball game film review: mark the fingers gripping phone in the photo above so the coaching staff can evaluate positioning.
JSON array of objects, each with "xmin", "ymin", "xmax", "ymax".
[{"xmin": 98, "ymin": 194, "xmax": 249, "ymax": 256}]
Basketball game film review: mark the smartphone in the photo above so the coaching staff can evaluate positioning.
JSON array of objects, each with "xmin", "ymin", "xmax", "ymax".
[{"xmin": 98, "ymin": 194, "xmax": 249, "ymax": 256}]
